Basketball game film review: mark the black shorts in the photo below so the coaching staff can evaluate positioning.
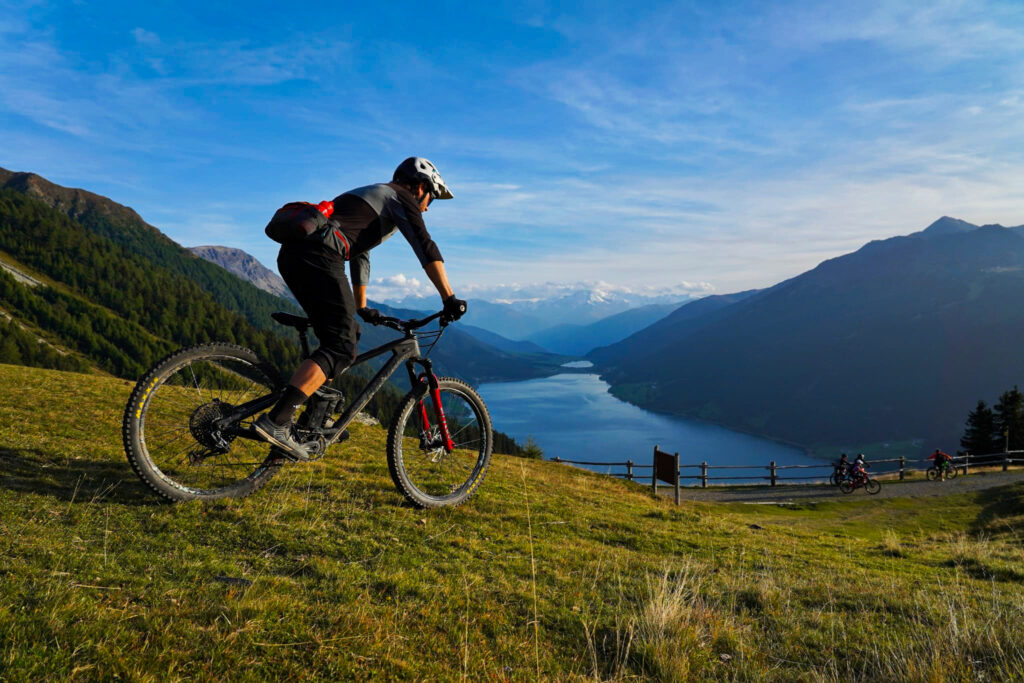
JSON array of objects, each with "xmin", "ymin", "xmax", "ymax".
[{"xmin": 277, "ymin": 242, "xmax": 360, "ymax": 378}]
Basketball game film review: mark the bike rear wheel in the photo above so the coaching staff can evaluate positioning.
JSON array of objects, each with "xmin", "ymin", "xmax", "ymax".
[
  {"xmin": 386, "ymin": 377, "xmax": 493, "ymax": 508},
  {"xmin": 927, "ymin": 467, "xmax": 938, "ymax": 481},
  {"xmin": 865, "ymin": 478, "xmax": 882, "ymax": 494},
  {"xmin": 122, "ymin": 343, "xmax": 284, "ymax": 502},
  {"xmin": 839, "ymin": 480, "xmax": 855, "ymax": 494},
  {"xmin": 945, "ymin": 464, "xmax": 959, "ymax": 480}
]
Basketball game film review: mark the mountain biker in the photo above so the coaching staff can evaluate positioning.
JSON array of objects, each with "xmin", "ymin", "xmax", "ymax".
[
  {"xmin": 254, "ymin": 157, "xmax": 468, "ymax": 460},
  {"xmin": 928, "ymin": 448, "xmax": 954, "ymax": 480},
  {"xmin": 832, "ymin": 453, "xmax": 850, "ymax": 484},
  {"xmin": 850, "ymin": 453, "xmax": 869, "ymax": 482}
]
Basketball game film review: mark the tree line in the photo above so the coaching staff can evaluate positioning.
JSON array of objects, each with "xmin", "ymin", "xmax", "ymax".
[
  {"xmin": 960, "ymin": 386, "xmax": 1024, "ymax": 454},
  {"xmin": 0, "ymin": 189, "xmax": 304, "ymax": 374},
  {"xmin": 0, "ymin": 316, "xmax": 92, "ymax": 373}
]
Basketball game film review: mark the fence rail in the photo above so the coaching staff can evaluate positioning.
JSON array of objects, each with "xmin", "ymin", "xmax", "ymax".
[{"xmin": 549, "ymin": 448, "xmax": 1024, "ymax": 500}]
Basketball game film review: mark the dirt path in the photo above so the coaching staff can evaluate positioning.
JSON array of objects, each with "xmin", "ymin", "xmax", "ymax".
[{"xmin": 665, "ymin": 470, "xmax": 1024, "ymax": 504}]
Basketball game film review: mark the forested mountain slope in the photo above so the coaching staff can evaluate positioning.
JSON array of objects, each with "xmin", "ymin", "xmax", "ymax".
[
  {"xmin": 591, "ymin": 219, "xmax": 1024, "ymax": 450},
  {"xmin": 0, "ymin": 167, "xmax": 301, "ymax": 333},
  {"xmin": 0, "ymin": 188, "xmax": 302, "ymax": 378}
]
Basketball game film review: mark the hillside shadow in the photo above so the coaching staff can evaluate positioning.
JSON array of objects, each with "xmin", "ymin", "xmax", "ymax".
[
  {"xmin": 0, "ymin": 446, "xmax": 154, "ymax": 506},
  {"xmin": 968, "ymin": 480, "xmax": 1024, "ymax": 540}
]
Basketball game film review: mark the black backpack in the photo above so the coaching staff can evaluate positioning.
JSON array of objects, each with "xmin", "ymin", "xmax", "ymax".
[
  {"xmin": 264, "ymin": 202, "xmax": 330, "ymax": 244},
  {"xmin": 264, "ymin": 201, "xmax": 350, "ymax": 258}
]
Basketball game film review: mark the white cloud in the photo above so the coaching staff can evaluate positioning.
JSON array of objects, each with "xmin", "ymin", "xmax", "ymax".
[{"xmin": 132, "ymin": 27, "xmax": 160, "ymax": 46}]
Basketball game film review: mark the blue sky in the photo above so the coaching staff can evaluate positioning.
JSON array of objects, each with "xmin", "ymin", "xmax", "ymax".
[{"xmin": 2, "ymin": 0, "xmax": 1023, "ymax": 302}]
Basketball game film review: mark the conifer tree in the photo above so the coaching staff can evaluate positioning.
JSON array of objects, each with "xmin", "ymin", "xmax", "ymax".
[
  {"xmin": 994, "ymin": 386, "xmax": 1024, "ymax": 451},
  {"xmin": 960, "ymin": 399, "xmax": 999, "ymax": 455}
]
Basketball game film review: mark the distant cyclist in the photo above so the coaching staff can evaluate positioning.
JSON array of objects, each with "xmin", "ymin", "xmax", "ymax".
[
  {"xmin": 255, "ymin": 157, "xmax": 468, "ymax": 460},
  {"xmin": 832, "ymin": 453, "xmax": 850, "ymax": 485},
  {"xmin": 927, "ymin": 448, "xmax": 954, "ymax": 480},
  {"xmin": 850, "ymin": 453, "xmax": 869, "ymax": 482}
]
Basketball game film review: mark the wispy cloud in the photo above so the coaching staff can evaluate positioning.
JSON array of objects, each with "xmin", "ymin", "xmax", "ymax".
[{"xmin": 2, "ymin": 0, "xmax": 1023, "ymax": 298}]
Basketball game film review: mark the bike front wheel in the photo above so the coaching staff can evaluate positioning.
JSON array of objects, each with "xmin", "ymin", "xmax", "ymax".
[
  {"xmin": 945, "ymin": 465, "xmax": 959, "ymax": 480},
  {"xmin": 387, "ymin": 377, "xmax": 493, "ymax": 508},
  {"xmin": 865, "ymin": 478, "xmax": 882, "ymax": 494},
  {"xmin": 122, "ymin": 343, "xmax": 284, "ymax": 502}
]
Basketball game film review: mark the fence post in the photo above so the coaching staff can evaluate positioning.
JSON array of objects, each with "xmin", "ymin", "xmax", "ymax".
[
  {"xmin": 701, "ymin": 461, "xmax": 708, "ymax": 488},
  {"xmin": 1005, "ymin": 454, "xmax": 1010, "ymax": 472},
  {"xmin": 963, "ymin": 453, "xmax": 969, "ymax": 476},
  {"xmin": 626, "ymin": 460, "xmax": 634, "ymax": 481},
  {"xmin": 652, "ymin": 445, "xmax": 658, "ymax": 497},
  {"xmin": 770, "ymin": 460, "xmax": 777, "ymax": 486},
  {"xmin": 899, "ymin": 456, "xmax": 905, "ymax": 480},
  {"xmin": 674, "ymin": 452, "xmax": 680, "ymax": 505}
]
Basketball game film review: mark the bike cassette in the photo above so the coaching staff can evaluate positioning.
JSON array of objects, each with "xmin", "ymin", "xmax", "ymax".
[{"xmin": 189, "ymin": 399, "xmax": 236, "ymax": 451}]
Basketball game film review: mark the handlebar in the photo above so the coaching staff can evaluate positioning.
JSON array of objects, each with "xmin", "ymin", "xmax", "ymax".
[{"xmin": 372, "ymin": 310, "xmax": 448, "ymax": 334}]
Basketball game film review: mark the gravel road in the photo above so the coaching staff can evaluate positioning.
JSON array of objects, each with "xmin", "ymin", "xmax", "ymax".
[{"xmin": 661, "ymin": 470, "xmax": 1024, "ymax": 504}]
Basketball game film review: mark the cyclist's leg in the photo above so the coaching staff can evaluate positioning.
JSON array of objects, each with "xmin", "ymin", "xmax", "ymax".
[
  {"xmin": 255, "ymin": 244, "xmax": 357, "ymax": 458},
  {"xmin": 272, "ymin": 244, "xmax": 358, "ymax": 418}
]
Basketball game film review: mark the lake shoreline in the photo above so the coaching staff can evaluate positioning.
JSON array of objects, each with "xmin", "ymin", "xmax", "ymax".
[
  {"xmin": 478, "ymin": 372, "xmax": 820, "ymax": 473},
  {"xmin": 595, "ymin": 374, "xmax": 820, "ymax": 461}
]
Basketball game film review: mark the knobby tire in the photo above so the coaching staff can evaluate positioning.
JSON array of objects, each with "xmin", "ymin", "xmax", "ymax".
[
  {"xmin": 122, "ymin": 343, "xmax": 284, "ymax": 502},
  {"xmin": 386, "ymin": 377, "xmax": 493, "ymax": 508}
]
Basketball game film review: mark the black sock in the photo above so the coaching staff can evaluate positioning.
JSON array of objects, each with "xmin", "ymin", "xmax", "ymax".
[{"xmin": 268, "ymin": 385, "xmax": 309, "ymax": 426}]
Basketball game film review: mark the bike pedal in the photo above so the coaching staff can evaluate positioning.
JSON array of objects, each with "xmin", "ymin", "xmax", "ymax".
[{"xmin": 268, "ymin": 445, "xmax": 312, "ymax": 464}]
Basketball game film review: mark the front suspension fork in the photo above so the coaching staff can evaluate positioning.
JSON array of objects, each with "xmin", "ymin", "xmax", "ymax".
[{"xmin": 406, "ymin": 359, "xmax": 453, "ymax": 453}]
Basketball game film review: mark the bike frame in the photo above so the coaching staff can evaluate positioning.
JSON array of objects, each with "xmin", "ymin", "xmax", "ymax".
[{"xmin": 213, "ymin": 324, "xmax": 453, "ymax": 452}]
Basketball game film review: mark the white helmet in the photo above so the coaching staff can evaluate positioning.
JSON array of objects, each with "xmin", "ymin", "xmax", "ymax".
[{"xmin": 393, "ymin": 157, "xmax": 454, "ymax": 200}]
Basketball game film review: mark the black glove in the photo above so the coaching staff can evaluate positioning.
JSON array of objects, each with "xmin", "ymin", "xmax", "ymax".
[
  {"xmin": 442, "ymin": 295, "xmax": 467, "ymax": 322},
  {"xmin": 357, "ymin": 307, "xmax": 383, "ymax": 324}
]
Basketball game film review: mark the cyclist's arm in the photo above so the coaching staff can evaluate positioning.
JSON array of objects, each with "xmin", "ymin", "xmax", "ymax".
[
  {"xmin": 383, "ymin": 190, "xmax": 445, "ymax": 271},
  {"xmin": 424, "ymin": 261, "xmax": 454, "ymax": 300},
  {"xmin": 354, "ymin": 285, "xmax": 367, "ymax": 309},
  {"xmin": 350, "ymin": 252, "xmax": 371, "ymax": 296}
]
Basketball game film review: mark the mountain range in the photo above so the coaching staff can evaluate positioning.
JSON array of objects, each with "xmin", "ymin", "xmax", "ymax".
[
  {"xmin": 388, "ymin": 288, "xmax": 693, "ymax": 342},
  {"xmin": 589, "ymin": 217, "xmax": 1024, "ymax": 453},
  {"xmin": 188, "ymin": 245, "xmax": 295, "ymax": 302}
]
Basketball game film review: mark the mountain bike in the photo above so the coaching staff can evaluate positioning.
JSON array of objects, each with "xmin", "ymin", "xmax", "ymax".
[
  {"xmin": 829, "ymin": 463, "xmax": 849, "ymax": 487},
  {"xmin": 122, "ymin": 310, "xmax": 493, "ymax": 508},
  {"xmin": 839, "ymin": 472, "xmax": 881, "ymax": 494},
  {"xmin": 926, "ymin": 460, "xmax": 959, "ymax": 481}
]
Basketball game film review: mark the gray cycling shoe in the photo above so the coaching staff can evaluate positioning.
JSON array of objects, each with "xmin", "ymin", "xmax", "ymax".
[{"xmin": 253, "ymin": 414, "xmax": 309, "ymax": 461}]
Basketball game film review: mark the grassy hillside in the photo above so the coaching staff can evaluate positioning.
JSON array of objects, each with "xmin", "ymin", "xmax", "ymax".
[{"xmin": 1, "ymin": 364, "xmax": 1023, "ymax": 680}]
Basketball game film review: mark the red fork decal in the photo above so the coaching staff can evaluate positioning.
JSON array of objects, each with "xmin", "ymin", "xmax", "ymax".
[
  {"xmin": 431, "ymin": 386, "xmax": 454, "ymax": 452},
  {"xmin": 418, "ymin": 400, "xmax": 431, "ymax": 433}
]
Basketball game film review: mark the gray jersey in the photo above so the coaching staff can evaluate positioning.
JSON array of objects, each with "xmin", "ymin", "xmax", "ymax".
[{"xmin": 329, "ymin": 183, "xmax": 443, "ymax": 288}]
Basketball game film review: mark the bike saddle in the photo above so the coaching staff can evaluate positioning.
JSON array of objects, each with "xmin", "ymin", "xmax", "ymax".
[{"xmin": 271, "ymin": 312, "xmax": 310, "ymax": 331}]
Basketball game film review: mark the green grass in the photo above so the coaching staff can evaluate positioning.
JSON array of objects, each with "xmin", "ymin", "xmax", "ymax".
[{"xmin": 1, "ymin": 363, "xmax": 1023, "ymax": 680}]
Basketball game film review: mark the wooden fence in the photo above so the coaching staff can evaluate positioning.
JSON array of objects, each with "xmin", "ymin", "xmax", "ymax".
[{"xmin": 549, "ymin": 447, "xmax": 1024, "ymax": 498}]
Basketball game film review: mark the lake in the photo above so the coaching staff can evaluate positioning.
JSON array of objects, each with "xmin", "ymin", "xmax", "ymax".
[{"xmin": 477, "ymin": 372, "xmax": 829, "ymax": 482}]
